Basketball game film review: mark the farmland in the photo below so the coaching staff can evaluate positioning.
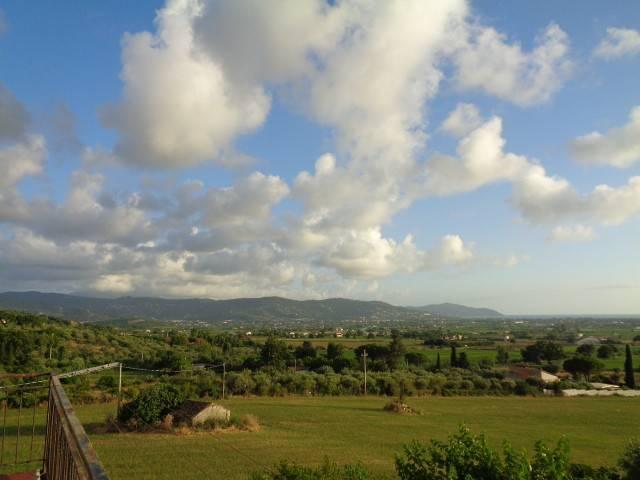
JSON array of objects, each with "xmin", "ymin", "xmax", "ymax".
[{"xmin": 75, "ymin": 396, "xmax": 640, "ymax": 479}]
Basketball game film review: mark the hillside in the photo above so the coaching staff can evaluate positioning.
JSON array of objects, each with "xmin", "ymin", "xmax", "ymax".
[
  {"xmin": 409, "ymin": 302, "xmax": 504, "ymax": 318},
  {"xmin": 0, "ymin": 291, "xmax": 426, "ymax": 324}
]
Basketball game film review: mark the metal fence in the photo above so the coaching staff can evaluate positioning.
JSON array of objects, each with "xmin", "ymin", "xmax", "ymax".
[
  {"xmin": 41, "ymin": 375, "xmax": 110, "ymax": 480},
  {"xmin": 0, "ymin": 371, "xmax": 111, "ymax": 480},
  {"xmin": 0, "ymin": 379, "xmax": 49, "ymax": 471}
]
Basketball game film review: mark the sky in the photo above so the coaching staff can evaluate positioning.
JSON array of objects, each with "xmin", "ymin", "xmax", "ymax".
[{"xmin": 0, "ymin": 0, "xmax": 639, "ymax": 314}]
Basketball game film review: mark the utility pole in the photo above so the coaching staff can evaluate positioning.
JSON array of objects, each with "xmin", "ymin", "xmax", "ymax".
[
  {"xmin": 362, "ymin": 349, "xmax": 368, "ymax": 395},
  {"xmin": 222, "ymin": 362, "xmax": 226, "ymax": 400},
  {"xmin": 117, "ymin": 362, "xmax": 123, "ymax": 417}
]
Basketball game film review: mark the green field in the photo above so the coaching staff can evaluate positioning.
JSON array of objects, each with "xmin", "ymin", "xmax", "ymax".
[
  {"xmin": 1, "ymin": 396, "xmax": 639, "ymax": 478},
  {"xmin": 82, "ymin": 396, "xmax": 640, "ymax": 479}
]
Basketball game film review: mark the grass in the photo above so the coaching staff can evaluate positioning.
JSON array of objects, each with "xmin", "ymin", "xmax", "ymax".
[{"xmin": 67, "ymin": 396, "xmax": 640, "ymax": 479}]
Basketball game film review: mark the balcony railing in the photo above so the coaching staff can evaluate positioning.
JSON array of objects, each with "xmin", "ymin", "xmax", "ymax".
[
  {"xmin": 0, "ymin": 371, "xmax": 111, "ymax": 480},
  {"xmin": 41, "ymin": 375, "xmax": 109, "ymax": 480}
]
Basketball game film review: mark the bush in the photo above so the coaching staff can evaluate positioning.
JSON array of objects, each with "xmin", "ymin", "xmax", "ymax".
[
  {"xmin": 238, "ymin": 414, "xmax": 261, "ymax": 432},
  {"xmin": 250, "ymin": 458, "xmax": 370, "ymax": 480},
  {"xmin": 395, "ymin": 425, "xmax": 576, "ymax": 480},
  {"xmin": 96, "ymin": 375, "xmax": 117, "ymax": 391},
  {"xmin": 118, "ymin": 384, "xmax": 185, "ymax": 426},
  {"xmin": 619, "ymin": 439, "xmax": 640, "ymax": 480}
]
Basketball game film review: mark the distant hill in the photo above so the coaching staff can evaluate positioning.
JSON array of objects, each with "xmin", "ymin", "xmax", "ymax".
[
  {"xmin": 0, "ymin": 291, "xmax": 424, "ymax": 324},
  {"xmin": 408, "ymin": 302, "xmax": 503, "ymax": 318}
]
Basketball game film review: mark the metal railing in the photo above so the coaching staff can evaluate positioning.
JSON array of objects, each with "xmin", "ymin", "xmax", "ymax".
[
  {"xmin": 41, "ymin": 375, "xmax": 110, "ymax": 480},
  {"xmin": 0, "ymin": 379, "xmax": 49, "ymax": 471}
]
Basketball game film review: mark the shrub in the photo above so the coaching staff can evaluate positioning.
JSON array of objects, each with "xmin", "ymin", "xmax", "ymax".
[
  {"xmin": 250, "ymin": 458, "xmax": 370, "ymax": 480},
  {"xmin": 395, "ymin": 425, "xmax": 576, "ymax": 480},
  {"xmin": 238, "ymin": 414, "xmax": 261, "ymax": 432},
  {"xmin": 96, "ymin": 375, "xmax": 117, "ymax": 391},
  {"xmin": 619, "ymin": 439, "xmax": 640, "ymax": 480},
  {"xmin": 118, "ymin": 384, "xmax": 185, "ymax": 426}
]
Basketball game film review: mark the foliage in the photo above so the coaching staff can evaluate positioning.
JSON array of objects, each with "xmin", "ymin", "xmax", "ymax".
[
  {"xmin": 250, "ymin": 458, "xmax": 370, "ymax": 480},
  {"xmin": 394, "ymin": 425, "xmax": 621, "ymax": 480},
  {"xmin": 118, "ymin": 384, "xmax": 185, "ymax": 426},
  {"xmin": 261, "ymin": 336, "xmax": 291, "ymax": 369},
  {"xmin": 521, "ymin": 341, "xmax": 564, "ymax": 364},
  {"xmin": 450, "ymin": 345, "xmax": 458, "ymax": 368},
  {"xmin": 577, "ymin": 344, "xmax": 595, "ymax": 356},
  {"xmin": 624, "ymin": 345, "xmax": 635, "ymax": 389},
  {"xmin": 597, "ymin": 344, "xmax": 618, "ymax": 359},
  {"xmin": 618, "ymin": 439, "xmax": 640, "ymax": 480},
  {"xmin": 563, "ymin": 356, "xmax": 603, "ymax": 381},
  {"xmin": 496, "ymin": 346, "xmax": 510, "ymax": 365}
]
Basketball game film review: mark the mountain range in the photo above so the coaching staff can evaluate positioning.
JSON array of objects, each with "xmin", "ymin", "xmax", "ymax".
[{"xmin": 0, "ymin": 291, "xmax": 504, "ymax": 324}]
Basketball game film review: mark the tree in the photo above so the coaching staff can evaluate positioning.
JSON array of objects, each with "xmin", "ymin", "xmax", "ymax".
[
  {"xmin": 496, "ymin": 346, "xmax": 509, "ymax": 365},
  {"xmin": 563, "ymin": 356, "xmax": 603, "ymax": 381},
  {"xmin": 295, "ymin": 341, "xmax": 316, "ymax": 360},
  {"xmin": 458, "ymin": 352, "xmax": 470, "ymax": 369},
  {"xmin": 158, "ymin": 350, "xmax": 191, "ymax": 371},
  {"xmin": 435, "ymin": 352, "xmax": 441, "ymax": 371},
  {"xmin": 577, "ymin": 344, "xmax": 595, "ymax": 356},
  {"xmin": 326, "ymin": 342, "xmax": 344, "ymax": 361},
  {"xmin": 388, "ymin": 333, "xmax": 407, "ymax": 370},
  {"xmin": 260, "ymin": 336, "xmax": 290, "ymax": 369},
  {"xmin": 450, "ymin": 345, "xmax": 458, "ymax": 368},
  {"xmin": 625, "ymin": 344, "xmax": 636, "ymax": 389},
  {"xmin": 118, "ymin": 384, "xmax": 185, "ymax": 426},
  {"xmin": 597, "ymin": 344, "xmax": 618, "ymax": 359},
  {"xmin": 521, "ymin": 341, "xmax": 564, "ymax": 364}
]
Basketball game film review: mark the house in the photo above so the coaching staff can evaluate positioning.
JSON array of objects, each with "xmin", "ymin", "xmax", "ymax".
[
  {"xmin": 505, "ymin": 366, "xmax": 559, "ymax": 384},
  {"xmin": 576, "ymin": 336, "xmax": 601, "ymax": 346},
  {"xmin": 166, "ymin": 400, "xmax": 230, "ymax": 427}
]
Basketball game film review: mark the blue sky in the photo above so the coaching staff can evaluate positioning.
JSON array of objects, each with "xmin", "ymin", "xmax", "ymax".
[{"xmin": 0, "ymin": 0, "xmax": 639, "ymax": 314}]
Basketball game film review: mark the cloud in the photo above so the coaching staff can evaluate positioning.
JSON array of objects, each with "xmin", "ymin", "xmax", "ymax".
[
  {"xmin": 425, "ymin": 112, "xmax": 640, "ymax": 230},
  {"xmin": 25, "ymin": 171, "xmax": 154, "ymax": 246},
  {"xmin": 547, "ymin": 225, "xmax": 596, "ymax": 243},
  {"xmin": 571, "ymin": 105, "xmax": 640, "ymax": 168},
  {"xmin": 440, "ymin": 103, "xmax": 483, "ymax": 138},
  {"xmin": 1, "ymin": 1, "xmax": 591, "ymax": 298},
  {"xmin": 511, "ymin": 162, "xmax": 640, "ymax": 226},
  {"xmin": 102, "ymin": 0, "xmax": 271, "ymax": 168},
  {"xmin": 194, "ymin": 0, "xmax": 348, "ymax": 84},
  {"xmin": 452, "ymin": 23, "xmax": 572, "ymax": 106},
  {"xmin": 318, "ymin": 228, "xmax": 473, "ymax": 279},
  {"xmin": 0, "ymin": 135, "xmax": 46, "ymax": 222},
  {"xmin": 202, "ymin": 172, "xmax": 289, "ymax": 227},
  {"xmin": 426, "ymin": 117, "xmax": 530, "ymax": 195},
  {"xmin": 0, "ymin": 83, "xmax": 30, "ymax": 142},
  {"xmin": 594, "ymin": 27, "xmax": 640, "ymax": 59}
]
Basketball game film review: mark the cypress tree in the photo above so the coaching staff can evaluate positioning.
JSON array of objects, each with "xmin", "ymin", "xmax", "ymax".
[
  {"xmin": 450, "ymin": 345, "xmax": 458, "ymax": 368},
  {"xmin": 435, "ymin": 352, "xmax": 441, "ymax": 370},
  {"xmin": 458, "ymin": 351, "xmax": 470, "ymax": 369},
  {"xmin": 625, "ymin": 344, "xmax": 636, "ymax": 389}
]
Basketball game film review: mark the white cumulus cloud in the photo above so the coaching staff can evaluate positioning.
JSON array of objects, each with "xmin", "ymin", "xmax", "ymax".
[
  {"xmin": 571, "ymin": 105, "xmax": 640, "ymax": 168},
  {"xmin": 594, "ymin": 27, "xmax": 640, "ymax": 59}
]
